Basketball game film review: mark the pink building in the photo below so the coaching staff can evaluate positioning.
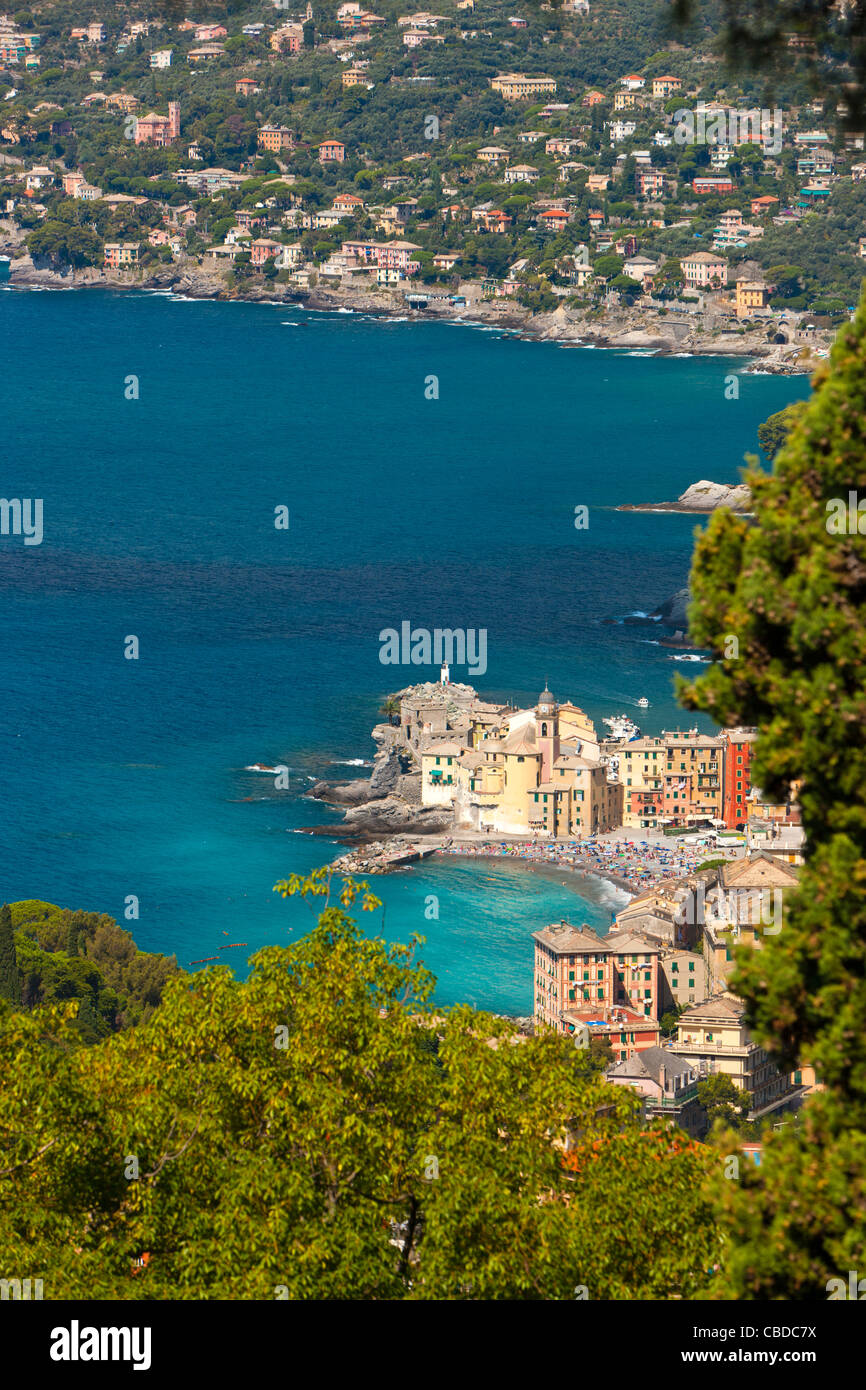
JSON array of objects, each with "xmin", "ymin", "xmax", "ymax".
[
  {"xmin": 533, "ymin": 922, "xmax": 661, "ymax": 1036},
  {"xmin": 318, "ymin": 140, "xmax": 346, "ymax": 163},
  {"xmin": 250, "ymin": 238, "xmax": 282, "ymax": 267},
  {"xmin": 681, "ymin": 250, "xmax": 729, "ymax": 287},
  {"xmin": 134, "ymin": 102, "xmax": 180, "ymax": 147},
  {"xmin": 341, "ymin": 239, "xmax": 421, "ymax": 272}
]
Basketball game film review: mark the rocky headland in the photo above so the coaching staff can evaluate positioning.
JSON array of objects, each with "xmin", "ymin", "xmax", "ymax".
[
  {"xmin": 617, "ymin": 479, "xmax": 753, "ymax": 515},
  {"xmin": 306, "ymin": 681, "xmax": 478, "ymax": 844}
]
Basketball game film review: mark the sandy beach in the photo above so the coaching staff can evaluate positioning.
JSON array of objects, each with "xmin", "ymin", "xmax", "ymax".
[{"xmin": 433, "ymin": 831, "xmax": 743, "ymax": 897}]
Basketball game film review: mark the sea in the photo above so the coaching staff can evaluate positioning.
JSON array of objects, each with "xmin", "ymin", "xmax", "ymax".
[{"xmin": 0, "ymin": 288, "xmax": 808, "ymax": 1014}]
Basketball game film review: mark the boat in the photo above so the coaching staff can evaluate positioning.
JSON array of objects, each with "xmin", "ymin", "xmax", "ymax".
[
  {"xmin": 0, "ymin": 255, "xmax": 10, "ymax": 283},
  {"xmin": 636, "ymin": 697, "xmax": 650, "ymax": 708},
  {"xmin": 603, "ymin": 715, "xmax": 641, "ymax": 741}
]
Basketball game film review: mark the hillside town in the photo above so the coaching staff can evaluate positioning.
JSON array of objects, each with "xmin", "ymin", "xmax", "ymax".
[
  {"xmin": 321, "ymin": 669, "xmax": 808, "ymax": 1138},
  {"xmin": 1, "ymin": 1, "xmax": 864, "ymax": 361}
]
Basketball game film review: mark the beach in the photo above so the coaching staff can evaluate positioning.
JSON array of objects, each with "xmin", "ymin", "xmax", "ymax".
[{"xmin": 434, "ymin": 830, "xmax": 743, "ymax": 897}]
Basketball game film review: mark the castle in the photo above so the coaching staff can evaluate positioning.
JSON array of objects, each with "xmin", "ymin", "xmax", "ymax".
[{"xmin": 134, "ymin": 102, "xmax": 180, "ymax": 147}]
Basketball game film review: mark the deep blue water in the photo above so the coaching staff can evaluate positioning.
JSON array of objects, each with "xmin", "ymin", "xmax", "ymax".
[{"xmin": 0, "ymin": 288, "xmax": 807, "ymax": 1012}]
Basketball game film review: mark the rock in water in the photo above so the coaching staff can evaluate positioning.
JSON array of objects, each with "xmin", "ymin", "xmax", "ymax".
[{"xmin": 675, "ymin": 480, "xmax": 752, "ymax": 511}]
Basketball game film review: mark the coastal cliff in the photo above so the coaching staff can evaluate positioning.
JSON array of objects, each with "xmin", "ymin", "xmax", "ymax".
[{"xmin": 308, "ymin": 686, "xmax": 462, "ymax": 841}]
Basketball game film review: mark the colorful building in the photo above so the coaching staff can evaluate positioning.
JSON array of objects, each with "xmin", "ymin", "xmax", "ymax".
[
  {"xmin": 681, "ymin": 250, "xmax": 729, "ymax": 287},
  {"xmin": 103, "ymin": 243, "xmax": 140, "ymax": 268},
  {"xmin": 257, "ymin": 124, "xmax": 294, "ymax": 153},
  {"xmin": 532, "ymin": 921, "xmax": 662, "ymax": 1036},
  {"xmin": 672, "ymin": 994, "xmax": 804, "ymax": 1120},
  {"xmin": 318, "ymin": 140, "xmax": 346, "ymax": 163}
]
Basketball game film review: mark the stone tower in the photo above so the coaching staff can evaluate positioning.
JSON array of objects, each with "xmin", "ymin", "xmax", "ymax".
[{"xmin": 535, "ymin": 684, "xmax": 559, "ymax": 782}]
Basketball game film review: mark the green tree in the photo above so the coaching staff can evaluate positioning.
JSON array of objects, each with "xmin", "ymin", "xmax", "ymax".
[
  {"xmin": 697, "ymin": 1073, "xmax": 751, "ymax": 1131},
  {"xmin": 678, "ymin": 287, "xmax": 866, "ymax": 1296},
  {"xmin": 756, "ymin": 400, "xmax": 809, "ymax": 460},
  {"xmin": 379, "ymin": 695, "xmax": 400, "ymax": 726},
  {"xmin": 0, "ymin": 904, "xmax": 20, "ymax": 1006},
  {"xmin": 0, "ymin": 872, "xmax": 719, "ymax": 1299}
]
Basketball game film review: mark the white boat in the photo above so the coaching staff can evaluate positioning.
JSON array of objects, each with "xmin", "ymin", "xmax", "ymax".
[
  {"xmin": 603, "ymin": 715, "xmax": 641, "ymax": 741},
  {"xmin": 636, "ymin": 697, "xmax": 650, "ymax": 708}
]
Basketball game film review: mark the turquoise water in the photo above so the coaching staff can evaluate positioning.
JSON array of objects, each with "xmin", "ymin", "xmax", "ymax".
[{"xmin": 0, "ymin": 288, "xmax": 807, "ymax": 1012}]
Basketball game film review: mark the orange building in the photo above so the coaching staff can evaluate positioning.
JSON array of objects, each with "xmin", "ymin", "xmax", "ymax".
[
  {"xmin": 104, "ymin": 243, "xmax": 140, "ymax": 268},
  {"xmin": 533, "ymin": 921, "xmax": 662, "ymax": 1041},
  {"xmin": 257, "ymin": 124, "xmax": 294, "ymax": 152}
]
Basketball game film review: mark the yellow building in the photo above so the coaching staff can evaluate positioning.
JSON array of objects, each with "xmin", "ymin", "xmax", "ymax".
[
  {"xmin": 698, "ymin": 853, "xmax": 800, "ymax": 993},
  {"xmin": 619, "ymin": 730, "xmax": 724, "ymax": 829},
  {"xmin": 420, "ymin": 740, "xmax": 463, "ymax": 806},
  {"xmin": 490, "ymin": 73, "xmax": 557, "ymax": 101},
  {"xmin": 735, "ymin": 278, "xmax": 770, "ymax": 316},
  {"xmin": 672, "ymin": 994, "xmax": 803, "ymax": 1120}
]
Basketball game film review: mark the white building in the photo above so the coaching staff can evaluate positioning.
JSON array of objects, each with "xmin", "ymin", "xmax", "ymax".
[{"xmin": 150, "ymin": 49, "xmax": 172, "ymax": 68}]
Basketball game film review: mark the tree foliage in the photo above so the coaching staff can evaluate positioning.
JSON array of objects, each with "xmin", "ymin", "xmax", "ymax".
[
  {"xmin": 678, "ymin": 283, "xmax": 866, "ymax": 1296},
  {"xmin": 0, "ymin": 873, "xmax": 719, "ymax": 1299}
]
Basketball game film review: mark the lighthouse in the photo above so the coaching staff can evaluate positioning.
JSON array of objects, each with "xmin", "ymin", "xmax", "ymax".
[{"xmin": 440, "ymin": 661, "xmax": 450, "ymax": 686}]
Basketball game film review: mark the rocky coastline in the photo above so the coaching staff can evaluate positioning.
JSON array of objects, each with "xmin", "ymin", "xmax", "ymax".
[
  {"xmin": 617, "ymin": 480, "xmax": 753, "ymax": 515},
  {"xmin": 3, "ymin": 244, "xmax": 825, "ymax": 373},
  {"xmin": 306, "ymin": 692, "xmax": 456, "ymax": 845}
]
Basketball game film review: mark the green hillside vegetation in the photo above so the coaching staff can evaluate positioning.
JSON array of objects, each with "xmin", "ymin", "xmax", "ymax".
[
  {"xmin": 4, "ymin": 900, "xmax": 181, "ymax": 1038},
  {"xmin": 2, "ymin": 0, "xmax": 862, "ymax": 312}
]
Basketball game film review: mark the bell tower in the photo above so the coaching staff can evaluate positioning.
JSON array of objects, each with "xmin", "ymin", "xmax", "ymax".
[{"xmin": 535, "ymin": 684, "xmax": 559, "ymax": 782}]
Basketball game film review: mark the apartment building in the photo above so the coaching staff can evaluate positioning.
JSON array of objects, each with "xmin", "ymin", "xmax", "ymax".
[
  {"xmin": 672, "ymin": 994, "xmax": 804, "ymax": 1120},
  {"xmin": 532, "ymin": 922, "xmax": 662, "ymax": 1035},
  {"xmin": 607, "ymin": 1046, "xmax": 707, "ymax": 1136},
  {"xmin": 490, "ymin": 73, "xmax": 557, "ymax": 101},
  {"xmin": 619, "ymin": 729, "xmax": 724, "ymax": 829}
]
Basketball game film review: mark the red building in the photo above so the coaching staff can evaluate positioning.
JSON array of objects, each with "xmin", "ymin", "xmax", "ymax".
[
  {"xmin": 692, "ymin": 175, "xmax": 735, "ymax": 194},
  {"xmin": 722, "ymin": 728, "xmax": 757, "ymax": 828},
  {"xmin": 560, "ymin": 1005, "xmax": 661, "ymax": 1062}
]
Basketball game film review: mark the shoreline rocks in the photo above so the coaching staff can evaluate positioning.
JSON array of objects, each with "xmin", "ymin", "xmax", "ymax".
[
  {"xmin": 1, "ymin": 243, "xmax": 825, "ymax": 373},
  {"xmin": 618, "ymin": 479, "xmax": 753, "ymax": 514}
]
